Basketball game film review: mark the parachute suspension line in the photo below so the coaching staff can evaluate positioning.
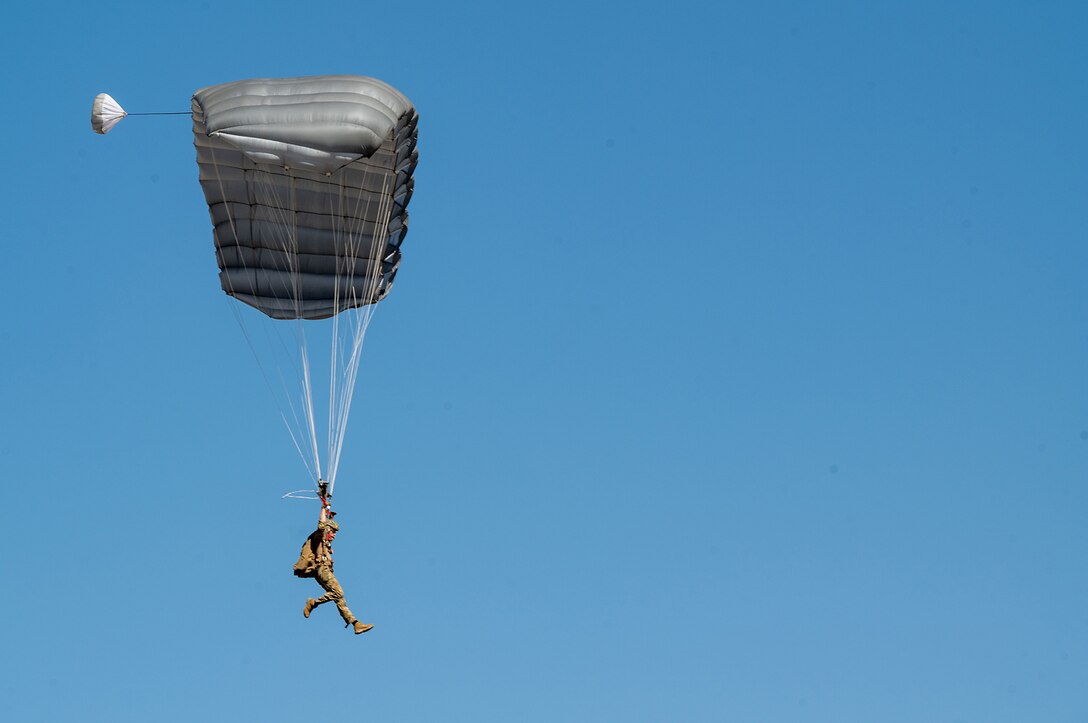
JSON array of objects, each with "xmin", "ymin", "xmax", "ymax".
[
  {"xmin": 297, "ymin": 324, "xmax": 322, "ymax": 482},
  {"xmin": 281, "ymin": 489, "xmax": 321, "ymax": 500},
  {"xmin": 208, "ymin": 146, "xmax": 241, "ymax": 260},
  {"xmin": 328, "ymin": 168, "xmax": 369, "ymax": 489},
  {"xmin": 288, "ymin": 170, "xmax": 323, "ymax": 481},
  {"xmin": 326, "ymin": 165, "xmax": 394, "ymax": 494},
  {"xmin": 326, "ymin": 172, "xmax": 347, "ymax": 486},
  {"xmin": 326, "ymin": 172, "xmax": 350, "ymax": 493},
  {"xmin": 211, "ymin": 144, "xmax": 396, "ymax": 495},
  {"xmin": 327, "ymin": 166, "xmax": 369, "ymax": 493},
  {"xmin": 228, "ymin": 162, "xmax": 314, "ymax": 480},
  {"xmin": 209, "ymin": 149, "xmax": 321, "ymax": 484},
  {"xmin": 339, "ymin": 173, "xmax": 391, "ymax": 436},
  {"xmin": 248, "ymin": 166, "xmax": 325, "ymax": 484},
  {"xmin": 325, "ymin": 168, "xmax": 359, "ymax": 493}
]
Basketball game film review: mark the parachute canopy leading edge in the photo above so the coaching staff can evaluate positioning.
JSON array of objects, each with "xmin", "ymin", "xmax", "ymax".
[{"xmin": 191, "ymin": 75, "xmax": 419, "ymax": 320}]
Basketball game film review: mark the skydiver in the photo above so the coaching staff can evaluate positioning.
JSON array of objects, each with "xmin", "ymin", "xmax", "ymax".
[{"xmin": 294, "ymin": 506, "xmax": 373, "ymax": 635}]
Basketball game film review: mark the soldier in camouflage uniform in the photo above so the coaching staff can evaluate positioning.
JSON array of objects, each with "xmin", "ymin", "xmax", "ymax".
[{"xmin": 296, "ymin": 512, "xmax": 373, "ymax": 635}]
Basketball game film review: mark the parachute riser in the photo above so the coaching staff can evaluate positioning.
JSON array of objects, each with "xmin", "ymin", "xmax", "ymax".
[{"xmin": 317, "ymin": 479, "xmax": 331, "ymax": 523}]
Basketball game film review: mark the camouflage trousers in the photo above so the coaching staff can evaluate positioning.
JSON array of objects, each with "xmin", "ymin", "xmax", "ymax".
[{"xmin": 312, "ymin": 564, "xmax": 356, "ymax": 625}]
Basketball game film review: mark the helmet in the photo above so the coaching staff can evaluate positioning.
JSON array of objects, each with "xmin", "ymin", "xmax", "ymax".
[{"xmin": 325, "ymin": 520, "xmax": 340, "ymax": 532}]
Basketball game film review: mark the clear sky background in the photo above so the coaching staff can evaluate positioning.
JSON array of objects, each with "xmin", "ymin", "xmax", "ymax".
[{"xmin": 1, "ymin": 1, "xmax": 1086, "ymax": 721}]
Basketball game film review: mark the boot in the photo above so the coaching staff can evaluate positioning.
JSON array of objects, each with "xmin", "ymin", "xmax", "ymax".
[
  {"xmin": 303, "ymin": 598, "xmax": 316, "ymax": 618},
  {"xmin": 353, "ymin": 621, "xmax": 374, "ymax": 635}
]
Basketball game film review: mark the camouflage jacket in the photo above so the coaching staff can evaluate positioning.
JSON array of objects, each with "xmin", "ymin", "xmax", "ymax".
[{"xmin": 293, "ymin": 520, "xmax": 336, "ymax": 577}]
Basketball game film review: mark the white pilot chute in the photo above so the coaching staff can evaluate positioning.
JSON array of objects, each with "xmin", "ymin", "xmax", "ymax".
[{"xmin": 90, "ymin": 93, "xmax": 126, "ymax": 134}]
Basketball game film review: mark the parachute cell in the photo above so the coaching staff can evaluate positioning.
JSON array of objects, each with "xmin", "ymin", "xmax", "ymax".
[{"xmin": 190, "ymin": 75, "xmax": 420, "ymax": 494}]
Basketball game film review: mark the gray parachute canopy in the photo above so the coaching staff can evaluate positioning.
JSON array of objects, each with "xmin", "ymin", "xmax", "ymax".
[{"xmin": 192, "ymin": 75, "xmax": 418, "ymax": 320}]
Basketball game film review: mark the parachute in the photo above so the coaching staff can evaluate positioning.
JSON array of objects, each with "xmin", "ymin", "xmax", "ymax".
[
  {"xmin": 190, "ymin": 75, "xmax": 419, "ymax": 495},
  {"xmin": 89, "ymin": 75, "xmax": 417, "ymax": 497},
  {"xmin": 91, "ymin": 93, "xmax": 127, "ymax": 134},
  {"xmin": 192, "ymin": 76, "xmax": 418, "ymax": 320},
  {"xmin": 189, "ymin": 76, "xmax": 417, "ymax": 493}
]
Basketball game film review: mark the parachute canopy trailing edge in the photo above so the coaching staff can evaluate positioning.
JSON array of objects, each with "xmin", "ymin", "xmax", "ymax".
[{"xmin": 191, "ymin": 75, "xmax": 419, "ymax": 320}]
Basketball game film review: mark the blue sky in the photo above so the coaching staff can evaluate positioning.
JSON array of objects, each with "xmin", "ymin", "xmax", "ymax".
[{"xmin": 1, "ymin": 1, "xmax": 1086, "ymax": 721}]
